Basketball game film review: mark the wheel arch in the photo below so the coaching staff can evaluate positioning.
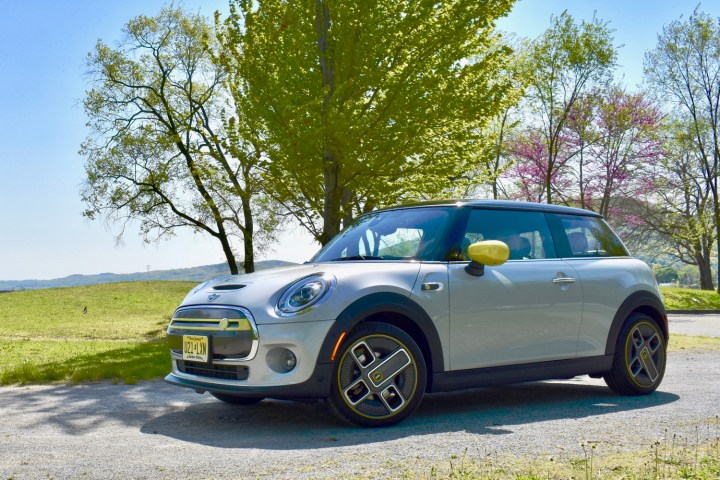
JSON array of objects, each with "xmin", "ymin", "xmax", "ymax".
[
  {"xmin": 317, "ymin": 292, "xmax": 444, "ymax": 391},
  {"xmin": 604, "ymin": 290, "xmax": 668, "ymax": 356}
]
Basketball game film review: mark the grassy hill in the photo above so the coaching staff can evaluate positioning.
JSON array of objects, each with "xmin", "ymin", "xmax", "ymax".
[
  {"xmin": 660, "ymin": 286, "xmax": 720, "ymax": 310},
  {"xmin": 0, "ymin": 259, "xmax": 296, "ymax": 291},
  {"xmin": 0, "ymin": 281, "xmax": 193, "ymax": 384}
]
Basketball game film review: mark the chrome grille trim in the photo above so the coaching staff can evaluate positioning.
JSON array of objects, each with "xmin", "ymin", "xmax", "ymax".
[{"xmin": 170, "ymin": 305, "xmax": 259, "ymax": 361}]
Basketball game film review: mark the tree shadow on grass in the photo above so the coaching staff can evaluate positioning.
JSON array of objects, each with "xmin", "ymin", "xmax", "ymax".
[{"xmin": 0, "ymin": 341, "xmax": 169, "ymax": 385}]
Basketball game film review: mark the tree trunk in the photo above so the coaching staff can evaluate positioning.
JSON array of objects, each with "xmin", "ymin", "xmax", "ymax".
[
  {"xmin": 218, "ymin": 231, "xmax": 239, "ymax": 275},
  {"xmin": 242, "ymin": 197, "xmax": 255, "ymax": 274},
  {"xmin": 321, "ymin": 150, "xmax": 342, "ymax": 245},
  {"xmin": 546, "ymin": 135, "xmax": 555, "ymax": 204},
  {"xmin": 697, "ymin": 254, "xmax": 714, "ymax": 290},
  {"xmin": 316, "ymin": 0, "xmax": 341, "ymax": 246}
]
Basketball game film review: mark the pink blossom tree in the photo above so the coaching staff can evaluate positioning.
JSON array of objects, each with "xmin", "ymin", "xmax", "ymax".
[{"xmin": 564, "ymin": 88, "xmax": 664, "ymax": 221}]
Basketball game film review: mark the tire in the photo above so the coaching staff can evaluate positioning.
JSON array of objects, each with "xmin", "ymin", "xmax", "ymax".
[
  {"xmin": 210, "ymin": 392, "xmax": 264, "ymax": 405},
  {"xmin": 328, "ymin": 322, "xmax": 427, "ymax": 427},
  {"xmin": 604, "ymin": 313, "xmax": 666, "ymax": 395}
]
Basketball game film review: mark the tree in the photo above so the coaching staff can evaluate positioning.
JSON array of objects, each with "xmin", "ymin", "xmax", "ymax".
[
  {"xmin": 645, "ymin": 9, "xmax": 720, "ymax": 291},
  {"xmin": 654, "ymin": 265, "xmax": 679, "ymax": 284},
  {"xmin": 81, "ymin": 6, "xmax": 273, "ymax": 274},
  {"xmin": 564, "ymin": 90, "xmax": 600, "ymax": 209},
  {"xmin": 217, "ymin": 0, "xmax": 516, "ymax": 245},
  {"xmin": 523, "ymin": 11, "xmax": 616, "ymax": 204},
  {"xmin": 506, "ymin": 129, "xmax": 574, "ymax": 203},
  {"xmin": 569, "ymin": 87, "xmax": 663, "ymax": 220},
  {"xmin": 640, "ymin": 121, "xmax": 716, "ymax": 290}
]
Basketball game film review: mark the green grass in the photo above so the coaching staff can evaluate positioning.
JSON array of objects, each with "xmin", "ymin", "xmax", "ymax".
[
  {"xmin": 660, "ymin": 286, "xmax": 720, "ymax": 310},
  {"xmin": 402, "ymin": 425, "xmax": 720, "ymax": 479},
  {"xmin": 0, "ymin": 281, "xmax": 193, "ymax": 385},
  {"xmin": 0, "ymin": 339, "xmax": 169, "ymax": 384},
  {"xmin": 669, "ymin": 334, "xmax": 720, "ymax": 351}
]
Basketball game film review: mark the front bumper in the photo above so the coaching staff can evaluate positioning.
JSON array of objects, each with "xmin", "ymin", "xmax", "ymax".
[
  {"xmin": 166, "ymin": 309, "xmax": 336, "ymax": 399},
  {"xmin": 165, "ymin": 363, "xmax": 333, "ymax": 399}
]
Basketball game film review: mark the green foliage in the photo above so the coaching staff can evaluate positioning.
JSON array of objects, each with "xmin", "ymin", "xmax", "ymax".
[
  {"xmin": 217, "ymin": 0, "xmax": 517, "ymax": 244},
  {"xmin": 0, "ymin": 282, "xmax": 190, "ymax": 385},
  {"xmin": 655, "ymin": 265, "xmax": 680, "ymax": 284}
]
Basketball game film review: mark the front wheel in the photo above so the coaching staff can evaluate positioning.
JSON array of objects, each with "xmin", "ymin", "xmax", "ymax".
[
  {"xmin": 329, "ymin": 322, "xmax": 427, "ymax": 427},
  {"xmin": 604, "ymin": 314, "xmax": 666, "ymax": 395}
]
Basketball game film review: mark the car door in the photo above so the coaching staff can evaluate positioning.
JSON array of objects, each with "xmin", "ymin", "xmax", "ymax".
[{"xmin": 448, "ymin": 208, "xmax": 584, "ymax": 370}]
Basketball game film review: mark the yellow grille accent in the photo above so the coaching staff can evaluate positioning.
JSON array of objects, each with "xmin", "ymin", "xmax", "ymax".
[{"xmin": 169, "ymin": 317, "xmax": 253, "ymax": 332}]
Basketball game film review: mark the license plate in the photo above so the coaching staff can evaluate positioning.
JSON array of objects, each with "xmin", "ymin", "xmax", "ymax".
[{"xmin": 183, "ymin": 335, "xmax": 209, "ymax": 363}]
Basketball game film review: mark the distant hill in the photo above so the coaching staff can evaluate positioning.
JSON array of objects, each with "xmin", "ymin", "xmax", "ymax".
[{"xmin": 0, "ymin": 260, "xmax": 297, "ymax": 291}]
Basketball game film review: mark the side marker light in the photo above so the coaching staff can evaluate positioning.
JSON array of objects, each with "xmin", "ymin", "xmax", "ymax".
[{"xmin": 331, "ymin": 331, "xmax": 347, "ymax": 361}]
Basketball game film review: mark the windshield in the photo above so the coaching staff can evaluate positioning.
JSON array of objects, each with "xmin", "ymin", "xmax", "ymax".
[{"xmin": 311, "ymin": 207, "xmax": 452, "ymax": 262}]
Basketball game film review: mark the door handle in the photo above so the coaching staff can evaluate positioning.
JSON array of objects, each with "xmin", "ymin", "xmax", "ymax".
[{"xmin": 552, "ymin": 277, "xmax": 577, "ymax": 284}]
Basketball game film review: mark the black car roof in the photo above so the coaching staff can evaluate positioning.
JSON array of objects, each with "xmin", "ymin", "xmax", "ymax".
[{"xmin": 377, "ymin": 199, "xmax": 603, "ymax": 217}]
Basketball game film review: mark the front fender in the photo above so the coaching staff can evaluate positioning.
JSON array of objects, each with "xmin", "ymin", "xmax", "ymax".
[{"xmin": 316, "ymin": 292, "xmax": 444, "ymax": 375}]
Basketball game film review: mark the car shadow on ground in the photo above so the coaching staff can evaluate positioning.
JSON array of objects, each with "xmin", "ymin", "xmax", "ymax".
[{"xmin": 139, "ymin": 379, "xmax": 679, "ymax": 449}]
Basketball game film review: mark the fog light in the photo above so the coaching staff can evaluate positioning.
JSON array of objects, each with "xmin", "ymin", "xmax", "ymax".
[
  {"xmin": 267, "ymin": 347, "xmax": 298, "ymax": 373},
  {"xmin": 283, "ymin": 350, "xmax": 297, "ymax": 371}
]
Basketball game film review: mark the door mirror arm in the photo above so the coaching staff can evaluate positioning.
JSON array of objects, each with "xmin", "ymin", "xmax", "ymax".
[{"xmin": 465, "ymin": 261, "xmax": 485, "ymax": 277}]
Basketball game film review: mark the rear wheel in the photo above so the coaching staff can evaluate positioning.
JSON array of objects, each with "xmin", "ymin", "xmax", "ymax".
[
  {"xmin": 604, "ymin": 313, "xmax": 666, "ymax": 395},
  {"xmin": 210, "ymin": 392, "xmax": 264, "ymax": 405},
  {"xmin": 329, "ymin": 322, "xmax": 427, "ymax": 427}
]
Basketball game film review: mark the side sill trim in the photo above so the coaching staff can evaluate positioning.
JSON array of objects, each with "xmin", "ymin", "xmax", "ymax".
[{"xmin": 430, "ymin": 355, "xmax": 613, "ymax": 393}]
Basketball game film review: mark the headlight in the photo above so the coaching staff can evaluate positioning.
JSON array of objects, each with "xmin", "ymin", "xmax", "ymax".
[{"xmin": 276, "ymin": 274, "xmax": 336, "ymax": 316}]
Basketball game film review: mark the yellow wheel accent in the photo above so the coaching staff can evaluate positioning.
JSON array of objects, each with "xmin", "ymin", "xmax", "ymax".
[
  {"xmin": 336, "ymin": 333, "xmax": 419, "ymax": 420},
  {"xmin": 330, "ymin": 323, "xmax": 427, "ymax": 427},
  {"xmin": 623, "ymin": 321, "xmax": 665, "ymax": 389}
]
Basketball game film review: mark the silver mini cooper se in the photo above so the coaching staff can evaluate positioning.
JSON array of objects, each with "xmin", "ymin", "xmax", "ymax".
[{"xmin": 166, "ymin": 200, "xmax": 667, "ymax": 427}]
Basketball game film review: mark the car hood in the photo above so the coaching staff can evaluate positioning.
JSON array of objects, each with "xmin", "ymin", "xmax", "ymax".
[{"xmin": 178, "ymin": 262, "xmax": 424, "ymax": 324}]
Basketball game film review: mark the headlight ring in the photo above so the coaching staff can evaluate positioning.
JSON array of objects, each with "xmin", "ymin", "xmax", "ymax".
[{"xmin": 276, "ymin": 274, "xmax": 336, "ymax": 316}]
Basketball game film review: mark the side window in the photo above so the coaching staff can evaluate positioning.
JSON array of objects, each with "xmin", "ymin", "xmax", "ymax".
[
  {"xmin": 556, "ymin": 214, "xmax": 628, "ymax": 257},
  {"xmin": 459, "ymin": 209, "xmax": 557, "ymax": 260}
]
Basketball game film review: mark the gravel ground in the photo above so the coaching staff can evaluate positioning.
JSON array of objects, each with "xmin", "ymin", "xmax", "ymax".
[
  {"xmin": 1, "ymin": 318, "xmax": 718, "ymax": 479},
  {"xmin": 668, "ymin": 313, "xmax": 720, "ymax": 337}
]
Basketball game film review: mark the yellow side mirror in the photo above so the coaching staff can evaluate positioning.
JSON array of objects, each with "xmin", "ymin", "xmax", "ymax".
[{"xmin": 466, "ymin": 240, "xmax": 509, "ymax": 276}]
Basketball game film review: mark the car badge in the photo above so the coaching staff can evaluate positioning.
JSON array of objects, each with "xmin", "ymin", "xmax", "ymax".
[
  {"xmin": 208, "ymin": 293, "xmax": 220, "ymax": 302},
  {"xmin": 219, "ymin": 318, "xmax": 229, "ymax": 331},
  {"xmin": 372, "ymin": 372, "xmax": 384, "ymax": 384}
]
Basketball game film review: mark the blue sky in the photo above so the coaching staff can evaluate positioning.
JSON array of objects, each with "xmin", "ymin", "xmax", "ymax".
[{"xmin": 0, "ymin": 0, "xmax": 718, "ymax": 281}]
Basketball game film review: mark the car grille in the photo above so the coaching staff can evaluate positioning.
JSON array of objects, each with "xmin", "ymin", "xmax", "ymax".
[
  {"xmin": 167, "ymin": 306, "xmax": 258, "ymax": 360},
  {"xmin": 177, "ymin": 360, "xmax": 250, "ymax": 381}
]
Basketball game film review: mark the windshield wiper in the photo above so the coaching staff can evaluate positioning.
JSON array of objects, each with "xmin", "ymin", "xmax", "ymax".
[{"xmin": 331, "ymin": 255, "xmax": 384, "ymax": 261}]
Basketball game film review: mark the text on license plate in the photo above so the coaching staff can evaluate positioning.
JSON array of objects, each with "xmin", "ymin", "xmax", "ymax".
[{"xmin": 183, "ymin": 335, "xmax": 209, "ymax": 362}]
